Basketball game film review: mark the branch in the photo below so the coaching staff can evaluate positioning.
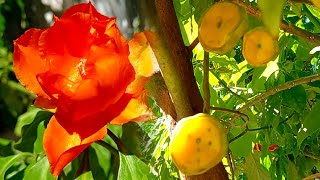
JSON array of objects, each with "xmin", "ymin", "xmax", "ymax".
[
  {"xmin": 230, "ymin": 0, "xmax": 320, "ymax": 45},
  {"xmin": 289, "ymin": 0, "xmax": 312, "ymax": 5},
  {"xmin": 210, "ymin": 106, "xmax": 249, "ymax": 123},
  {"xmin": 210, "ymin": 70, "xmax": 247, "ymax": 102},
  {"xmin": 96, "ymin": 140, "xmax": 119, "ymax": 157},
  {"xmin": 74, "ymin": 148, "xmax": 90, "ymax": 178},
  {"xmin": 226, "ymin": 150, "xmax": 235, "ymax": 180},
  {"xmin": 188, "ymin": 37, "xmax": 199, "ymax": 52},
  {"xmin": 154, "ymin": 0, "xmax": 204, "ymax": 117},
  {"xmin": 229, "ymin": 129, "xmax": 248, "ymax": 143},
  {"xmin": 203, "ymin": 51, "xmax": 210, "ymax": 113},
  {"xmin": 303, "ymin": 173, "xmax": 320, "ymax": 180},
  {"xmin": 230, "ymin": 113, "xmax": 294, "ymax": 143},
  {"xmin": 304, "ymin": 152, "xmax": 320, "ymax": 161},
  {"xmin": 107, "ymin": 129, "xmax": 129, "ymax": 154},
  {"xmin": 237, "ymin": 73, "xmax": 320, "ymax": 114}
]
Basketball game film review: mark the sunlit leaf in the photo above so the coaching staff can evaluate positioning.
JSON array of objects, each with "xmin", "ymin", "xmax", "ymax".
[
  {"xmin": 297, "ymin": 101, "xmax": 320, "ymax": 147},
  {"xmin": 14, "ymin": 111, "xmax": 53, "ymax": 152},
  {"xmin": 229, "ymin": 129, "xmax": 256, "ymax": 157},
  {"xmin": 121, "ymin": 122, "xmax": 150, "ymax": 157},
  {"xmin": 23, "ymin": 157, "xmax": 55, "ymax": 180},
  {"xmin": 243, "ymin": 152, "xmax": 271, "ymax": 180},
  {"xmin": 118, "ymin": 153, "xmax": 156, "ymax": 180},
  {"xmin": 0, "ymin": 153, "xmax": 33, "ymax": 179},
  {"xmin": 75, "ymin": 171, "xmax": 94, "ymax": 180},
  {"xmin": 287, "ymin": 160, "xmax": 299, "ymax": 180},
  {"xmin": 258, "ymin": 0, "xmax": 286, "ymax": 36},
  {"xmin": 14, "ymin": 107, "xmax": 41, "ymax": 137},
  {"xmin": 89, "ymin": 144, "xmax": 111, "ymax": 179}
]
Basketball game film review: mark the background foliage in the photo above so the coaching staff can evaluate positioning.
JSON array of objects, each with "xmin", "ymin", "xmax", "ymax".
[{"xmin": 1, "ymin": 0, "xmax": 320, "ymax": 179}]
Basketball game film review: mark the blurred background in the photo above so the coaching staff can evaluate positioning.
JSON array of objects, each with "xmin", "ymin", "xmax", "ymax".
[{"xmin": 0, "ymin": 0, "xmax": 151, "ymax": 140}]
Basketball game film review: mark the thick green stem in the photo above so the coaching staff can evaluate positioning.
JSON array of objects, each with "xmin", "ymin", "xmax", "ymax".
[{"xmin": 146, "ymin": 34, "xmax": 193, "ymax": 120}]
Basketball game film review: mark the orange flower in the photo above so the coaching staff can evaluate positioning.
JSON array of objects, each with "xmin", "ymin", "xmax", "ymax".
[{"xmin": 13, "ymin": 2, "xmax": 155, "ymax": 176}]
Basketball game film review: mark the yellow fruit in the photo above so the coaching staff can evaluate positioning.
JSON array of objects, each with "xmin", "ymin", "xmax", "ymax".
[
  {"xmin": 311, "ymin": 0, "xmax": 320, "ymax": 9},
  {"xmin": 198, "ymin": 2, "xmax": 248, "ymax": 54},
  {"xmin": 169, "ymin": 113, "xmax": 228, "ymax": 176},
  {"xmin": 242, "ymin": 27, "xmax": 278, "ymax": 67}
]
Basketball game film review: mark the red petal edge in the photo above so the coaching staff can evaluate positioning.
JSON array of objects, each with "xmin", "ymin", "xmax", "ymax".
[{"xmin": 43, "ymin": 116, "xmax": 107, "ymax": 176}]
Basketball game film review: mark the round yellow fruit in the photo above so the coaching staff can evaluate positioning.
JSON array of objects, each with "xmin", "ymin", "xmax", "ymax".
[
  {"xmin": 242, "ymin": 27, "xmax": 278, "ymax": 67},
  {"xmin": 198, "ymin": 2, "xmax": 248, "ymax": 54},
  {"xmin": 169, "ymin": 113, "xmax": 228, "ymax": 176},
  {"xmin": 311, "ymin": 0, "xmax": 320, "ymax": 9}
]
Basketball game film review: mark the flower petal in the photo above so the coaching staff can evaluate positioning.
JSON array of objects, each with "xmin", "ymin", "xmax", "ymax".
[
  {"xmin": 111, "ymin": 90, "xmax": 151, "ymax": 125},
  {"xmin": 54, "ymin": 93, "xmax": 132, "ymax": 138},
  {"xmin": 61, "ymin": 2, "xmax": 108, "ymax": 21},
  {"xmin": 43, "ymin": 116, "xmax": 107, "ymax": 176},
  {"xmin": 13, "ymin": 28, "xmax": 52, "ymax": 105},
  {"xmin": 128, "ymin": 31, "xmax": 159, "ymax": 78}
]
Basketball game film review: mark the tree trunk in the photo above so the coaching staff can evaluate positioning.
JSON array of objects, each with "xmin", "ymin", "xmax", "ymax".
[{"xmin": 152, "ymin": 0, "xmax": 229, "ymax": 179}]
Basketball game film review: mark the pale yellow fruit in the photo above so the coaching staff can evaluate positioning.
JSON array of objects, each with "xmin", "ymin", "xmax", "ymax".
[
  {"xmin": 198, "ymin": 2, "xmax": 248, "ymax": 54},
  {"xmin": 311, "ymin": 0, "xmax": 320, "ymax": 9},
  {"xmin": 169, "ymin": 113, "xmax": 228, "ymax": 176},
  {"xmin": 242, "ymin": 27, "xmax": 278, "ymax": 67}
]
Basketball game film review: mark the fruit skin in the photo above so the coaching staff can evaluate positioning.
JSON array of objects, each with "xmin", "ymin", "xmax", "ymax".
[
  {"xmin": 198, "ymin": 2, "xmax": 248, "ymax": 54},
  {"xmin": 242, "ymin": 27, "xmax": 278, "ymax": 67},
  {"xmin": 169, "ymin": 113, "xmax": 228, "ymax": 176},
  {"xmin": 311, "ymin": 0, "xmax": 320, "ymax": 9}
]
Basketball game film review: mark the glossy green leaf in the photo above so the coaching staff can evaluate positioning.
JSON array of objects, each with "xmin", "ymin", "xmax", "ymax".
[
  {"xmin": 75, "ymin": 171, "xmax": 94, "ymax": 180},
  {"xmin": 258, "ymin": 0, "xmax": 286, "ymax": 36},
  {"xmin": 0, "ymin": 138, "xmax": 14, "ymax": 156},
  {"xmin": 89, "ymin": 144, "xmax": 111, "ymax": 179},
  {"xmin": 0, "ymin": 153, "xmax": 33, "ymax": 179},
  {"xmin": 287, "ymin": 160, "xmax": 299, "ymax": 180},
  {"xmin": 244, "ymin": 152, "xmax": 271, "ymax": 180},
  {"xmin": 23, "ymin": 157, "xmax": 55, "ymax": 180},
  {"xmin": 14, "ymin": 107, "xmax": 41, "ymax": 137},
  {"xmin": 229, "ymin": 129, "xmax": 256, "ymax": 157},
  {"xmin": 33, "ymin": 121, "xmax": 45, "ymax": 154},
  {"xmin": 282, "ymin": 85, "xmax": 307, "ymax": 114},
  {"xmin": 15, "ymin": 111, "xmax": 53, "ymax": 152},
  {"xmin": 121, "ymin": 122, "xmax": 150, "ymax": 157},
  {"xmin": 297, "ymin": 101, "xmax": 320, "ymax": 147},
  {"xmin": 118, "ymin": 153, "xmax": 155, "ymax": 180}
]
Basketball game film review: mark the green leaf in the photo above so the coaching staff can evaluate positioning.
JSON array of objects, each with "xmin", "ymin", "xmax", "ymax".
[
  {"xmin": 89, "ymin": 144, "xmax": 112, "ymax": 179},
  {"xmin": 15, "ymin": 111, "xmax": 53, "ymax": 152},
  {"xmin": 33, "ymin": 121, "xmax": 45, "ymax": 154},
  {"xmin": 0, "ymin": 153, "xmax": 33, "ymax": 179},
  {"xmin": 14, "ymin": 107, "xmax": 41, "ymax": 137},
  {"xmin": 0, "ymin": 138, "xmax": 14, "ymax": 156},
  {"xmin": 282, "ymin": 85, "xmax": 307, "ymax": 114},
  {"xmin": 75, "ymin": 171, "xmax": 94, "ymax": 180},
  {"xmin": 229, "ymin": 129, "xmax": 256, "ymax": 157},
  {"xmin": 23, "ymin": 157, "xmax": 55, "ymax": 180},
  {"xmin": 243, "ymin": 153, "xmax": 271, "ymax": 180},
  {"xmin": 118, "ymin": 153, "xmax": 156, "ymax": 180},
  {"xmin": 258, "ymin": 0, "xmax": 286, "ymax": 36},
  {"xmin": 287, "ymin": 160, "xmax": 299, "ymax": 180},
  {"xmin": 191, "ymin": 0, "xmax": 213, "ymax": 23},
  {"xmin": 297, "ymin": 101, "xmax": 320, "ymax": 147},
  {"xmin": 249, "ymin": 67, "xmax": 267, "ymax": 93},
  {"xmin": 121, "ymin": 122, "xmax": 150, "ymax": 158}
]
